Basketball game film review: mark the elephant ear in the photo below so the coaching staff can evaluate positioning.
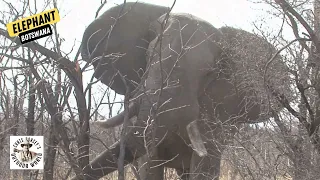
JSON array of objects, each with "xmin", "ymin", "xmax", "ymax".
[
  {"xmin": 219, "ymin": 26, "xmax": 292, "ymax": 122},
  {"xmin": 80, "ymin": 31, "xmax": 94, "ymax": 63},
  {"xmin": 80, "ymin": 3, "xmax": 170, "ymax": 95}
]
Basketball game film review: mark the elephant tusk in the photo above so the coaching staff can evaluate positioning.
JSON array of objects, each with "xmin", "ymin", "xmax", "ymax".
[
  {"xmin": 94, "ymin": 117, "xmax": 124, "ymax": 129},
  {"xmin": 94, "ymin": 101, "xmax": 139, "ymax": 128},
  {"xmin": 186, "ymin": 120, "xmax": 208, "ymax": 157}
]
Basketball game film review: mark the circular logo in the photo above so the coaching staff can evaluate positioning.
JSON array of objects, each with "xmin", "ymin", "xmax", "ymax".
[{"xmin": 10, "ymin": 136, "xmax": 43, "ymax": 169}]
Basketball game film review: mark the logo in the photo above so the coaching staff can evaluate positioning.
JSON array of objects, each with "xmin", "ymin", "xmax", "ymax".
[
  {"xmin": 6, "ymin": 8, "xmax": 60, "ymax": 44},
  {"xmin": 10, "ymin": 136, "xmax": 44, "ymax": 169}
]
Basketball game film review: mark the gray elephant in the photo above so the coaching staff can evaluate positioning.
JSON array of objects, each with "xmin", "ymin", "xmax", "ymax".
[{"xmin": 78, "ymin": 2, "xmax": 289, "ymax": 180}]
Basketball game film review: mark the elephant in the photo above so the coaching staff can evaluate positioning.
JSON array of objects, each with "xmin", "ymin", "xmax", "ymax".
[{"xmin": 77, "ymin": 2, "xmax": 290, "ymax": 180}]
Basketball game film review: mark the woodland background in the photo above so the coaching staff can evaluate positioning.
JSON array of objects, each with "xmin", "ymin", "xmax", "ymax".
[{"xmin": 1, "ymin": 0, "xmax": 320, "ymax": 179}]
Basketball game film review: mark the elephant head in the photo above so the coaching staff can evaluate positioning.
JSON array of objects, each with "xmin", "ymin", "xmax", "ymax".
[
  {"xmin": 81, "ymin": 2, "xmax": 169, "ymax": 95},
  {"xmin": 77, "ymin": 3, "xmax": 291, "ymax": 180}
]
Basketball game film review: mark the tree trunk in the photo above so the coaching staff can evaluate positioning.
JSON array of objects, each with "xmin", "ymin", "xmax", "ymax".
[
  {"xmin": 26, "ymin": 73, "xmax": 35, "ymax": 135},
  {"xmin": 43, "ymin": 66, "xmax": 61, "ymax": 180}
]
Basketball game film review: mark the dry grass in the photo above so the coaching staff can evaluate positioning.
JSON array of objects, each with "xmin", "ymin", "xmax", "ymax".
[{"xmin": 6, "ymin": 162, "xmax": 293, "ymax": 180}]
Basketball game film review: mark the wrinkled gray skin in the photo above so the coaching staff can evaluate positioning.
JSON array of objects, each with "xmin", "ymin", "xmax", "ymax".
[
  {"xmin": 81, "ymin": 2, "xmax": 169, "ymax": 95},
  {"xmin": 78, "ymin": 2, "xmax": 288, "ymax": 180}
]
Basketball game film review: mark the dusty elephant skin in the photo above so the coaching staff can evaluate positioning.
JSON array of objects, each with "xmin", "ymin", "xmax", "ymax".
[
  {"xmin": 81, "ymin": 2, "xmax": 169, "ymax": 95},
  {"xmin": 77, "ymin": 2, "xmax": 289, "ymax": 180}
]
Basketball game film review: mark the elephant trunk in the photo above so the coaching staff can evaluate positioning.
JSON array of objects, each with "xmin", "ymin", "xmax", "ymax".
[
  {"xmin": 83, "ymin": 90, "xmax": 160, "ymax": 179},
  {"xmin": 71, "ymin": 130, "xmax": 147, "ymax": 180}
]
